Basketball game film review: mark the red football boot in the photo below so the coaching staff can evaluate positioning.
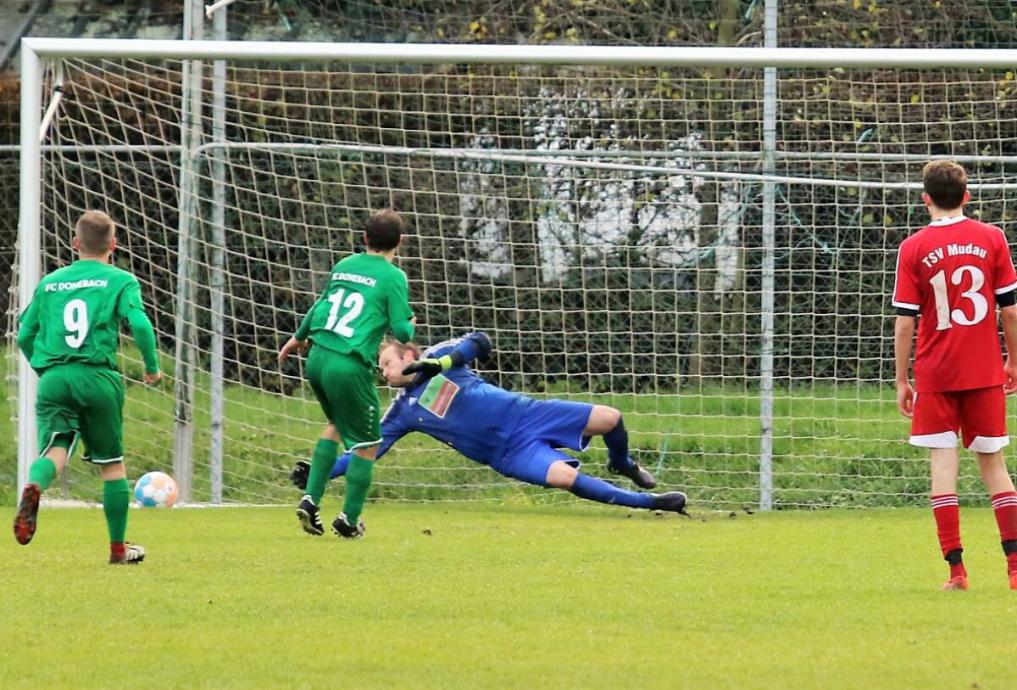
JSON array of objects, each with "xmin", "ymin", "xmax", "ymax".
[
  {"xmin": 941, "ymin": 575, "xmax": 969, "ymax": 591},
  {"xmin": 13, "ymin": 483, "xmax": 42, "ymax": 546}
]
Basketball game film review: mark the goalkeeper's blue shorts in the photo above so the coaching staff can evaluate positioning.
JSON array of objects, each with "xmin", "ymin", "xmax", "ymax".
[{"xmin": 491, "ymin": 399, "xmax": 594, "ymax": 486}]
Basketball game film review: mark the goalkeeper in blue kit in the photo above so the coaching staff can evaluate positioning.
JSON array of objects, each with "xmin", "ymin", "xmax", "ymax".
[{"xmin": 292, "ymin": 332, "xmax": 688, "ymax": 516}]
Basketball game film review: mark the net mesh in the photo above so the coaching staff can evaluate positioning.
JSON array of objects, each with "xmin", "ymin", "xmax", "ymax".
[{"xmin": 7, "ymin": 50, "xmax": 1017, "ymax": 507}]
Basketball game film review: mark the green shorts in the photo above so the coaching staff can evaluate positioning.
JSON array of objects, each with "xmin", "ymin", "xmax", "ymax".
[
  {"xmin": 36, "ymin": 363, "xmax": 125, "ymax": 464},
  {"xmin": 306, "ymin": 345, "xmax": 381, "ymax": 452}
]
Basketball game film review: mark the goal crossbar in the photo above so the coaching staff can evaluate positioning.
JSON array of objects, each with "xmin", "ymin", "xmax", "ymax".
[{"xmin": 20, "ymin": 38, "xmax": 1017, "ymax": 68}]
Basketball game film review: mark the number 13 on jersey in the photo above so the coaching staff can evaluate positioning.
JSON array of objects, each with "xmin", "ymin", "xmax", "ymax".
[{"xmin": 930, "ymin": 265, "xmax": 988, "ymax": 331}]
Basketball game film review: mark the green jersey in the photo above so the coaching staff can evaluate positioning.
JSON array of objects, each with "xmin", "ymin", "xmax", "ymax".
[
  {"xmin": 17, "ymin": 259, "xmax": 160, "ymax": 374},
  {"xmin": 295, "ymin": 253, "xmax": 414, "ymax": 365}
]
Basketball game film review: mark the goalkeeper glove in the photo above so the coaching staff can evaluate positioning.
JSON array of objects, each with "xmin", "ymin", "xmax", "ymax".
[
  {"xmin": 402, "ymin": 354, "xmax": 454, "ymax": 379},
  {"xmin": 290, "ymin": 461, "xmax": 310, "ymax": 491}
]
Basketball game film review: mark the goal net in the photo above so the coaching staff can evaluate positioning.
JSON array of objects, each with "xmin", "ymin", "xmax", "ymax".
[{"xmin": 9, "ymin": 41, "xmax": 1017, "ymax": 508}]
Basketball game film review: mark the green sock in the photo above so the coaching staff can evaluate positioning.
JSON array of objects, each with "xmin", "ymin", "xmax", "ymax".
[
  {"xmin": 306, "ymin": 439, "xmax": 339, "ymax": 504},
  {"xmin": 28, "ymin": 457, "xmax": 57, "ymax": 491},
  {"xmin": 103, "ymin": 478, "xmax": 131, "ymax": 544},
  {"xmin": 343, "ymin": 456, "xmax": 375, "ymax": 524}
]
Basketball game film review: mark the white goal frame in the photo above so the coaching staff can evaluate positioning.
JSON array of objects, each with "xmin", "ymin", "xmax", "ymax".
[{"xmin": 17, "ymin": 38, "xmax": 1017, "ymax": 506}]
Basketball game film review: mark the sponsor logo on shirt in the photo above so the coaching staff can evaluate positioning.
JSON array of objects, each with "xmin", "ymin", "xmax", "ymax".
[
  {"xmin": 418, "ymin": 375, "xmax": 459, "ymax": 419},
  {"xmin": 44, "ymin": 279, "xmax": 109, "ymax": 292},
  {"xmin": 331, "ymin": 272, "xmax": 376, "ymax": 287}
]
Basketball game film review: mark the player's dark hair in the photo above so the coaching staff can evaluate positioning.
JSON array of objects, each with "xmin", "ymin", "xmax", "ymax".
[
  {"xmin": 380, "ymin": 338, "xmax": 420, "ymax": 359},
  {"xmin": 76, "ymin": 210, "xmax": 116, "ymax": 255},
  {"xmin": 364, "ymin": 209, "xmax": 405, "ymax": 252},
  {"xmin": 923, "ymin": 160, "xmax": 967, "ymax": 210}
]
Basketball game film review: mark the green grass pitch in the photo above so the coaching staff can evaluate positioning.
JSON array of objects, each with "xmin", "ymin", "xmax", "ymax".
[{"xmin": 2, "ymin": 504, "xmax": 1016, "ymax": 689}]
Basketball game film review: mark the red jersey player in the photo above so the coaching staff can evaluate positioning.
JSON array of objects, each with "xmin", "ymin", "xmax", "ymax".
[{"xmin": 893, "ymin": 160, "xmax": 1017, "ymax": 591}]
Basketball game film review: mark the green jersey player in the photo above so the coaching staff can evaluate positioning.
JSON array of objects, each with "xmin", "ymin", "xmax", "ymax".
[
  {"xmin": 14, "ymin": 210, "xmax": 162, "ymax": 564},
  {"xmin": 278, "ymin": 209, "xmax": 415, "ymax": 538}
]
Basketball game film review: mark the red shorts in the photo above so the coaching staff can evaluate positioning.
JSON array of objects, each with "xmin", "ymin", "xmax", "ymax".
[{"xmin": 910, "ymin": 385, "xmax": 1009, "ymax": 452}]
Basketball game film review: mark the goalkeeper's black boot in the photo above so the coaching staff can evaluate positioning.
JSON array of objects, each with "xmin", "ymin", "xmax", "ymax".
[
  {"xmin": 290, "ymin": 461, "xmax": 310, "ymax": 491},
  {"xmin": 332, "ymin": 512, "xmax": 365, "ymax": 539},
  {"xmin": 296, "ymin": 495, "xmax": 324, "ymax": 536},
  {"xmin": 608, "ymin": 458, "xmax": 657, "ymax": 490},
  {"xmin": 653, "ymin": 491, "xmax": 688, "ymax": 515}
]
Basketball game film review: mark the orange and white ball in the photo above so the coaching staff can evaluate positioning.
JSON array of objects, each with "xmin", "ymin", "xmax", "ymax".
[{"xmin": 134, "ymin": 471, "xmax": 179, "ymax": 508}]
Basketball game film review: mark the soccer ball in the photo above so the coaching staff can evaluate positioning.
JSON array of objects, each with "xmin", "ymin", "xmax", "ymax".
[{"xmin": 134, "ymin": 471, "xmax": 179, "ymax": 508}]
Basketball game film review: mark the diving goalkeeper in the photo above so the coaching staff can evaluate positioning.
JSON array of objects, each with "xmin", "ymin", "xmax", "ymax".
[{"xmin": 292, "ymin": 332, "xmax": 687, "ymax": 523}]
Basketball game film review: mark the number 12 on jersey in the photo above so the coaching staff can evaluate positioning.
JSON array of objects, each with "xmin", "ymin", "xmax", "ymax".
[
  {"xmin": 324, "ymin": 288, "xmax": 364, "ymax": 337},
  {"xmin": 930, "ymin": 265, "xmax": 988, "ymax": 331}
]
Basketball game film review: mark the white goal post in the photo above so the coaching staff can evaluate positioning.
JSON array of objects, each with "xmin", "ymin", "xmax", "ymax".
[{"xmin": 13, "ymin": 38, "xmax": 1017, "ymax": 508}]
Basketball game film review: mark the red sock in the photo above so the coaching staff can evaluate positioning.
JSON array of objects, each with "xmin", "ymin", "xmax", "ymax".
[
  {"xmin": 110, "ymin": 542, "xmax": 126, "ymax": 557},
  {"xmin": 991, "ymin": 491, "xmax": 1017, "ymax": 574},
  {"xmin": 931, "ymin": 494, "xmax": 964, "ymax": 576}
]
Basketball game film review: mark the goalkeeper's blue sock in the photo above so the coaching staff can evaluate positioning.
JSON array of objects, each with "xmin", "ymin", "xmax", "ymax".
[
  {"xmin": 602, "ymin": 417, "xmax": 634, "ymax": 471},
  {"xmin": 569, "ymin": 473, "xmax": 654, "ymax": 509},
  {"xmin": 330, "ymin": 453, "xmax": 351, "ymax": 479}
]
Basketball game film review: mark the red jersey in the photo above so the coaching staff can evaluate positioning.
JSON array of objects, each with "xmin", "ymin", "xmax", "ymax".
[{"xmin": 893, "ymin": 216, "xmax": 1017, "ymax": 392}]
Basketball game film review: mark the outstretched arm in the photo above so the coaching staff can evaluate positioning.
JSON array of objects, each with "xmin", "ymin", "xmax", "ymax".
[
  {"xmin": 402, "ymin": 331, "xmax": 493, "ymax": 379},
  {"xmin": 329, "ymin": 431, "xmax": 402, "ymax": 478},
  {"xmin": 292, "ymin": 408, "xmax": 409, "ymax": 490}
]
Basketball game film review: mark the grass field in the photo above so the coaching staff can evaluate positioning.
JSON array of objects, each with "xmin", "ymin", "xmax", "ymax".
[{"xmin": 2, "ymin": 504, "xmax": 1017, "ymax": 689}]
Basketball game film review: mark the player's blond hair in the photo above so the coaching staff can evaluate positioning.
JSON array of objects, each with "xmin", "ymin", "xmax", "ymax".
[
  {"xmin": 922, "ymin": 160, "xmax": 967, "ymax": 210},
  {"xmin": 380, "ymin": 338, "xmax": 421, "ymax": 359},
  {"xmin": 75, "ymin": 210, "xmax": 116, "ymax": 255}
]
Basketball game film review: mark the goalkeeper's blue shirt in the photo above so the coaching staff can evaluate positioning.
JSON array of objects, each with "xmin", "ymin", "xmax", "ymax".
[
  {"xmin": 330, "ymin": 331, "xmax": 596, "ymax": 485},
  {"xmin": 375, "ymin": 332, "xmax": 532, "ymax": 464}
]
